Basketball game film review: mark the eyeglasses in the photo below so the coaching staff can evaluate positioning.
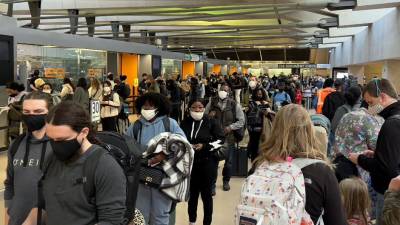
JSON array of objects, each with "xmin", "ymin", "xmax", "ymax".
[{"xmin": 374, "ymin": 79, "xmax": 381, "ymax": 96}]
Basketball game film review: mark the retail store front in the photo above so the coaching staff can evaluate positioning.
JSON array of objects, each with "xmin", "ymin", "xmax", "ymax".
[{"xmin": 17, "ymin": 44, "xmax": 107, "ymax": 91}]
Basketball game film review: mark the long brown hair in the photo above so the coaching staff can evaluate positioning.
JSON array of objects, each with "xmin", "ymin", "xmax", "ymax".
[
  {"xmin": 255, "ymin": 104, "xmax": 326, "ymax": 165},
  {"xmin": 340, "ymin": 178, "xmax": 371, "ymax": 224}
]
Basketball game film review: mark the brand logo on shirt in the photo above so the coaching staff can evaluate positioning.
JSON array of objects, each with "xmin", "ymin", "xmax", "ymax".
[{"xmin": 13, "ymin": 158, "xmax": 40, "ymax": 167}]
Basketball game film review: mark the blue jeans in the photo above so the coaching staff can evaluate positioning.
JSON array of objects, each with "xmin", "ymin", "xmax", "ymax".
[
  {"xmin": 222, "ymin": 142, "xmax": 236, "ymax": 182},
  {"xmin": 376, "ymin": 192, "xmax": 385, "ymax": 225},
  {"xmin": 136, "ymin": 184, "xmax": 173, "ymax": 225}
]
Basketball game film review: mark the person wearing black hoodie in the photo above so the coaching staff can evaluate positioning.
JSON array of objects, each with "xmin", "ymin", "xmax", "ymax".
[
  {"xmin": 181, "ymin": 99, "xmax": 224, "ymax": 225},
  {"xmin": 349, "ymin": 78, "xmax": 400, "ymax": 224}
]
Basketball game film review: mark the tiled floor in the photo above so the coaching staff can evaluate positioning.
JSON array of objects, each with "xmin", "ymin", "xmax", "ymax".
[{"xmin": 175, "ymin": 164, "xmax": 244, "ymax": 225}]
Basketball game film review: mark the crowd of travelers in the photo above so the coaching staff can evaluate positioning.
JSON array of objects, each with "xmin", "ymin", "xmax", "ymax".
[{"xmin": 2, "ymin": 69, "xmax": 400, "ymax": 225}]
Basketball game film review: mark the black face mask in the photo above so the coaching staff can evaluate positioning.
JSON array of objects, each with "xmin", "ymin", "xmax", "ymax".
[
  {"xmin": 22, "ymin": 114, "xmax": 47, "ymax": 132},
  {"xmin": 50, "ymin": 137, "xmax": 81, "ymax": 162}
]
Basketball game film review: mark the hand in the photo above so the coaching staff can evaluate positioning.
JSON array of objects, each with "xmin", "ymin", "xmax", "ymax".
[
  {"xmin": 348, "ymin": 153, "xmax": 360, "ymax": 165},
  {"xmin": 209, "ymin": 111, "xmax": 216, "ymax": 118},
  {"xmin": 362, "ymin": 150, "xmax": 375, "ymax": 158},
  {"xmin": 389, "ymin": 175, "xmax": 400, "ymax": 191},
  {"xmin": 193, "ymin": 144, "xmax": 204, "ymax": 151},
  {"xmin": 224, "ymin": 127, "xmax": 232, "ymax": 134}
]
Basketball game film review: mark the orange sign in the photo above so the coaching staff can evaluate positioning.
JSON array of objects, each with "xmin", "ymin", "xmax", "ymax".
[
  {"xmin": 44, "ymin": 68, "xmax": 65, "ymax": 79},
  {"xmin": 88, "ymin": 69, "xmax": 103, "ymax": 78}
]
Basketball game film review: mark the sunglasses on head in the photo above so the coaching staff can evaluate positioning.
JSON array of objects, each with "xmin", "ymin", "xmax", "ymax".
[{"xmin": 374, "ymin": 78, "xmax": 381, "ymax": 97}]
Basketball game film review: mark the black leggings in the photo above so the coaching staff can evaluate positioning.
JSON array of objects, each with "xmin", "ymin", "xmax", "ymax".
[
  {"xmin": 188, "ymin": 158, "xmax": 218, "ymax": 225},
  {"xmin": 247, "ymin": 131, "xmax": 262, "ymax": 162},
  {"xmin": 101, "ymin": 116, "xmax": 117, "ymax": 132}
]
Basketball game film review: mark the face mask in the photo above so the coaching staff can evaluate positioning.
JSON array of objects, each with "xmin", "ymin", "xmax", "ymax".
[
  {"xmin": 368, "ymin": 104, "xmax": 384, "ymax": 115},
  {"xmin": 22, "ymin": 114, "xmax": 47, "ymax": 132},
  {"xmin": 103, "ymin": 86, "xmax": 111, "ymax": 94},
  {"xmin": 141, "ymin": 109, "xmax": 157, "ymax": 121},
  {"xmin": 218, "ymin": 91, "xmax": 228, "ymax": 100},
  {"xmin": 50, "ymin": 137, "xmax": 81, "ymax": 162},
  {"xmin": 43, "ymin": 89, "xmax": 51, "ymax": 94},
  {"xmin": 249, "ymin": 81, "xmax": 257, "ymax": 89},
  {"xmin": 190, "ymin": 111, "xmax": 204, "ymax": 121}
]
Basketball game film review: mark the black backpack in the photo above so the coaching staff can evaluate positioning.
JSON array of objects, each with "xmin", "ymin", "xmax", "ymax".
[
  {"xmin": 88, "ymin": 131, "xmax": 142, "ymax": 224},
  {"xmin": 132, "ymin": 117, "xmax": 170, "ymax": 143},
  {"xmin": 37, "ymin": 131, "xmax": 142, "ymax": 225}
]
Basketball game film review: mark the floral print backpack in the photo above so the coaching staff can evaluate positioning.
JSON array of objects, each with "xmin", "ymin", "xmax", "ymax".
[{"xmin": 235, "ymin": 161, "xmax": 312, "ymax": 225}]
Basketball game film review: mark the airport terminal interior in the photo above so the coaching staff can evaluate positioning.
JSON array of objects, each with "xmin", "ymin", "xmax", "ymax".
[{"xmin": 1, "ymin": 0, "xmax": 400, "ymax": 225}]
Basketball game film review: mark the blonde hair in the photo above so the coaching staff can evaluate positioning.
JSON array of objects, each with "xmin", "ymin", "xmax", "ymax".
[
  {"xmin": 339, "ymin": 178, "xmax": 371, "ymax": 224},
  {"xmin": 255, "ymin": 104, "xmax": 326, "ymax": 165}
]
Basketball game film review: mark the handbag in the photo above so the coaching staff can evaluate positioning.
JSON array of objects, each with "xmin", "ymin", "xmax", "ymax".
[
  {"xmin": 213, "ymin": 145, "xmax": 227, "ymax": 161},
  {"xmin": 139, "ymin": 159, "xmax": 165, "ymax": 188}
]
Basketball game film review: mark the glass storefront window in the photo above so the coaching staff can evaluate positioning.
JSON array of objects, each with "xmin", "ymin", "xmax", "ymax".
[
  {"xmin": 162, "ymin": 59, "xmax": 182, "ymax": 79},
  {"xmin": 17, "ymin": 44, "xmax": 107, "ymax": 92}
]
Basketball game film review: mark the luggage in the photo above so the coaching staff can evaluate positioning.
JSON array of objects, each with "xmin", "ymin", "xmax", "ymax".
[{"xmin": 231, "ymin": 145, "xmax": 248, "ymax": 177}]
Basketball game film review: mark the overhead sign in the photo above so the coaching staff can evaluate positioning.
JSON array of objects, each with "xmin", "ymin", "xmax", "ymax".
[
  {"xmin": 184, "ymin": 54, "xmax": 200, "ymax": 62},
  {"xmin": 44, "ymin": 68, "xmax": 65, "ymax": 79},
  {"xmin": 90, "ymin": 100, "xmax": 101, "ymax": 123},
  {"xmin": 277, "ymin": 64, "xmax": 317, "ymax": 69}
]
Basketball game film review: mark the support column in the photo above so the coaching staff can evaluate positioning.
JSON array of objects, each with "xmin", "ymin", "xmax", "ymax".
[
  {"xmin": 382, "ymin": 60, "xmax": 400, "ymax": 93},
  {"xmin": 348, "ymin": 65, "xmax": 365, "ymax": 85},
  {"xmin": 111, "ymin": 21, "xmax": 120, "ymax": 39},
  {"xmin": 28, "ymin": 1, "xmax": 41, "ymax": 28},
  {"xmin": 85, "ymin": 16, "xmax": 95, "ymax": 37},
  {"xmin": 122, "ymin": 24, "xmax": 131, "ymax": 40},
  {"xmin": 140, "ymin": 30, "xmax": 148, "ymax": 43},
  {"xmin": 68, "ymin": 9, "xmax": 79, "ymax": 34},
  {"xmin": 7, "ymin": 3, "xmax": 13, "ymax": 17}
]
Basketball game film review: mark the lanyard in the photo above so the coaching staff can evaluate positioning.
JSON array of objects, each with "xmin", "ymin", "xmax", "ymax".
[{"xmin": 190, "ymin": 120, "xmax": 203, "ymax": 140}]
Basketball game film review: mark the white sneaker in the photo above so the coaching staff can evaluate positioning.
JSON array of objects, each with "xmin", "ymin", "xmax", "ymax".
[{"xmin": 189, "ymin": 222, "xmax": 196, "ymax": 225}]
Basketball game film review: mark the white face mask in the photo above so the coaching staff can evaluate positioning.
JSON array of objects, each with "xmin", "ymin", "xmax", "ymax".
[
  {"xmin": 368, "ymin": 104, "xmax": 384, "ymax": 115},
  {"xmin": 42, "ymin": 89, "xmax": 51, "ymax": 94},
  {"xmin": 218, "ymin": 91, "xmax": 228, "ymax": 100},
  {"xmin": 103, "ymin": 86, "xmax": 111, "ymax": 94},
  {"xmin": 141, "ymin": 109, "xmax": 157, "ymax": 121},
  {"xmin": 249, "ymin": 81, "xmax": 257, "ymax": 89},
  {"xmin": 190, "ymin": 111, "xmax": 204, "ymax": 121}
]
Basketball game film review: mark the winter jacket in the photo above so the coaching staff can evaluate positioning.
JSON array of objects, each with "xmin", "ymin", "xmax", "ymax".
[
  {"xmin": 358, "ymin": 101, "xmax": 400, "ymax": 194},
  {"xmin": 100, "ymin": 92, "xmax": 120, "ymax": 118},
  {"xmin": 322, "ymin": 91, "xmax": 346, "ymax": 121}
]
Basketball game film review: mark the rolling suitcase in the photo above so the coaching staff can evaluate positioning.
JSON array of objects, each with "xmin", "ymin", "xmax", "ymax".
[{"xmin": 232, "ymin": 144, "xmax": 248, "ymax": 177}]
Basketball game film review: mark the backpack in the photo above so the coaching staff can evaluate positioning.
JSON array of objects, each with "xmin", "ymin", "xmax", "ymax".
[
  {"xmin": 246, "ymin": 101, "xmax": 266, "ymax": 132},
  {"xmin": 37, "ymin": 132, "xmax": 142, "ymax": 225},
  {"xmin": 235, "ymin": 161, "xmax": 308, "ymax": 225},
  {"xmin": 273, "ymin": 92, "xmax": 290, "ymax": 111}
]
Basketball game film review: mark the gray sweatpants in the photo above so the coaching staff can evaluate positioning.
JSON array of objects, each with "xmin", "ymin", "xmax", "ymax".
[{"xmin": 136, "ymin": 183, "xmax": 173, "ymax": 225}]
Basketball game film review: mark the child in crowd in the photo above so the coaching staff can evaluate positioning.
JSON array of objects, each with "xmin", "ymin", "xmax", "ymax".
[{"xmin": 340, "ymin": 178, "xmax": 372, "ymax": 225}]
